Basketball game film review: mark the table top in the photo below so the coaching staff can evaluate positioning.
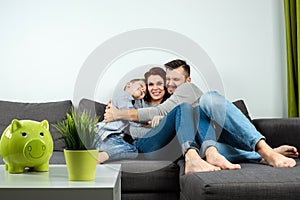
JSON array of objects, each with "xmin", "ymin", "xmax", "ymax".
[{"xmin": 0, "ymin": 164, "xmax": 121, "ymax": 188}]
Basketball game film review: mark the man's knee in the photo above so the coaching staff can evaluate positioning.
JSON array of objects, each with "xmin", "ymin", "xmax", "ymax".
[
  {"xmin": 200, "ymin": 91, "xmax": 218, "ymax": 107},
  {"xmin": 179, "ymin": 102, "xmax": 193, "ymax": 109}
]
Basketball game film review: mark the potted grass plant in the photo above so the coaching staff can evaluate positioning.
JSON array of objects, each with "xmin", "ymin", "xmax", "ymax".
[{"xmin": 53, "ymin": 109, "xmax": 100, "ymax": 181}]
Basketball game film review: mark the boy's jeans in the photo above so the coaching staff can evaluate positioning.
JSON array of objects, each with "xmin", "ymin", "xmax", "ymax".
[{"xmin": 96, "ymin": 134, "xmax": 138, "ymax": 161}]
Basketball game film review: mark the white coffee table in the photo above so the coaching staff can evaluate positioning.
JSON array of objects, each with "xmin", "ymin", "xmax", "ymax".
[{"xmin": 0, "ymin": 164, "xmax": 121, "ymax": 200}]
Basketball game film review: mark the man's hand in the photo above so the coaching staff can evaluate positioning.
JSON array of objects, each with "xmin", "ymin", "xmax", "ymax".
[
  {"xmin": 104, "ymin": 100, "xmax": 139, "ymax": 122},
  {"xmin": 104, "ymin": 101, "xmax": 119, "ymax": 122},
  {"xmin": 148, "ymin": 115, "xmax": 164, "ymax": 128}
]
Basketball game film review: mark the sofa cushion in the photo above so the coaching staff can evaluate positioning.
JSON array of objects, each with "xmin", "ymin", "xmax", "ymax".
[
  {"xmin": 109, "ymin": 160, "xmax": 179, "ymax": 194},
  {"xmin": 0, "ymin": 100, "xmax": 73, "ymax": 151},
  {"xmin": 178, "ymin": 159, "xmax": 300, "ymax": 200}
]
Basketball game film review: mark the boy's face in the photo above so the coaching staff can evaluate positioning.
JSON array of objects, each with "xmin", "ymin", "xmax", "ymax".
[
  {"xmin": 126, "ymin": 80, "xmax": 146, "ymax": 100},
  {"xmin": 166, "ymin": 66, "xmax": 191, "ymax": 94}
]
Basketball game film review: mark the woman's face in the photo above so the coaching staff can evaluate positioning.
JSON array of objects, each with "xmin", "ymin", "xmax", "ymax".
[{"xmin": 147, "ymin": 75, "xmax": 166, "ymax": 104}]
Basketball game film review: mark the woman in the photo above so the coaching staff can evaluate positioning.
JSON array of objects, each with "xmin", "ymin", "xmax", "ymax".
[{"xmin": 97, "ymin": 67, "xmax": 169, "ymax": 163}]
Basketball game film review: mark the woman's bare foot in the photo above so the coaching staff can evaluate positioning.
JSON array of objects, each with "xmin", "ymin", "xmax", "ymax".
[
  {"xmin": 257, "ymin": 140, "xmax": 296, "ymax": 168},
  {"xmin": 185, "ymin": 149, "xmax": 221, "ymax": 174},
  {"xmin": 205, "ymin": 146, "xmax": 241, "ymax": 170},
  {"xmin": 97, "ymin": 152, "xmax": 109, "ymax": 164},
  {"xmin": 273, "ymin": 145, "xmax": 299, "ymax": 158}
]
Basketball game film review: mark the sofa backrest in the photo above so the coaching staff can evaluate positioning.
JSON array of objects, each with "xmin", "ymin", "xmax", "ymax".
[
  {"xmin": 232, "ymin": 99, "xmax": 252, "ymax": 122},
  {"xmin": 0, "ymin": 97, "xmax": 252, "ymax": 153},
  {"xmin": 78, "ymin": 98, "xmax": 106, "ymax": 122},
  {"xmin": 0, "ymin": 100, "xmax": 73, "ymax": 151}
]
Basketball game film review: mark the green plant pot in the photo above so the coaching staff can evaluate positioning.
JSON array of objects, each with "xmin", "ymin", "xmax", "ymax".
[{"xmin": 64, "ymin": 149, "xmax": 98, "ymax": 181}]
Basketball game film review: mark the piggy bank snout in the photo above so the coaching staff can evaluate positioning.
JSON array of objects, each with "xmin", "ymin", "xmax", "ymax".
[{"xmin": 24, "ymin": 139, "xmax": 48, "ymax": 160}]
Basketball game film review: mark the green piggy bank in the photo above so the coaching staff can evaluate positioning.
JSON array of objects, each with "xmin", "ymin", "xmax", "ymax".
[{"xmin": 0, "ymin": 119, "xmax": 53, "ymax": 173}]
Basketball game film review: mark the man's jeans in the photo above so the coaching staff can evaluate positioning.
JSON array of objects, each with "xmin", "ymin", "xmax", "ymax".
[
  {"xmin": 197, "ymin": 91, "xmax": 264, "ymax": 162},
  {"xmin": 136, "ymin": 92, "xmax": 263, "ymax": 163}
]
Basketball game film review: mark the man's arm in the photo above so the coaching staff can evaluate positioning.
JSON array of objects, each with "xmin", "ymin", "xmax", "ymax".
[
  {"xmin": 104, "ymin": 103, "xmax": 139, "ymax": 122},
  {"xmin": 105, "ymin": 82, "xmax": 202, "ymax": 123}
]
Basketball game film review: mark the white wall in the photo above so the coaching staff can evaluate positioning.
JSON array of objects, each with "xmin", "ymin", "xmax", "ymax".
[{"xmin": 0, "ymin": 0, "xmax": 287, "ymax": 118}]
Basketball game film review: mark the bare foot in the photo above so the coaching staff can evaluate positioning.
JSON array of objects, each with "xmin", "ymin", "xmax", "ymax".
[
  {"xmin": 205, "ymin": 146, "xmax": 241, "ymax": 170},
  {"xmin": 273, "ymin": 145, "xmax": 299, "ymax": 158},
  {"xmin": 97, "ymin": 152, "xmax": 109, "ymax": 164},
  {"xmin": 185, "ymin": 149, "xmax": 221, "ymax": 174},
  {"xmin": 257, "ymin": 140, "xmax": 296, "ymax": 168}
]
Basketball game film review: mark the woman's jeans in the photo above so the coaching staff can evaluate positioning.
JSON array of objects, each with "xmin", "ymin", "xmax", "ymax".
[
  {"xmin": 98, "ymin": 103, "xmax": 196, "ymax": 161},
  {"xmin": 99, "ymin": 91, "xmax": 264, "ymax": 163}
]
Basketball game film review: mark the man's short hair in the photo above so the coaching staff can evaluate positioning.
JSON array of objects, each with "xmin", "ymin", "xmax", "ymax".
[{"xmin": 164, "ymin": 59, "xmax": 190, "ymax": 77}]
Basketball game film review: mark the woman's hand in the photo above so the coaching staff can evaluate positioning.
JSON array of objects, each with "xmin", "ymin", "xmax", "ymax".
[
  {"xmin": 104, "ymin": 100, "xmax": 119, "ymax": 122},
  {"xmin": 149, "ymin": 115, "xmax": 164, "ymax": 128}
]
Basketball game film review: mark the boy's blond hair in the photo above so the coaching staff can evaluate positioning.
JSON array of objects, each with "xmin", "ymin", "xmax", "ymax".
[{"xmin": 124, "ymin": 78, "xmax": 146, "ymax": 91}]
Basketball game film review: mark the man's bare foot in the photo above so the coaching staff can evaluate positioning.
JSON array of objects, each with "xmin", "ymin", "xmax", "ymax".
[
  {"xmin": 185, "ymin": 149, "xmax": 221, "ymax": 174},
  {"xmin": 257, "ymin": 140, "xmax": 296, "ymax": 168},
  {"xmin": 273, "ymin": 145, "xmax": 299, "ymax": 158},
  {"xmin": 97, "ymin": 152, "xmax": 109, "ymax": 164},
  {"xmin": 205, "ymin": 146, "xmax": 241, "ymax": 170}
]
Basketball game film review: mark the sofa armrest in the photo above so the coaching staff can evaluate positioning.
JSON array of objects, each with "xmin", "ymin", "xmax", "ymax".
[{"xmin": 252, "ymin": 118, "xmax": 300, "ymax": 150}]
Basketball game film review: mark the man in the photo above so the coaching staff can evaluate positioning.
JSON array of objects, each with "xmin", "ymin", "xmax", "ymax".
[{"xmin": 104, "ymin": 59, "xmax": 298, "ymax": 173}]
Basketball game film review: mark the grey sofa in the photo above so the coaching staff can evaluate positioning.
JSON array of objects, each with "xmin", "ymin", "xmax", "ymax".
[{"xmin": 1, "ymin": 99, "xmax": 300, "ymax": 200}]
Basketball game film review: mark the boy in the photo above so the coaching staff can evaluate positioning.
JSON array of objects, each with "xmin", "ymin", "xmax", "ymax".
[{"xmin": 95, "ymin": 78, "xmax": 146, "ymax": 163}]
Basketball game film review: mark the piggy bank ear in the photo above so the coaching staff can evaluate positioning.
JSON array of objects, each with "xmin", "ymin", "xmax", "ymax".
[
  {"xmin": 11, "ymin": 119, "xmax": 22, "ymax": 132},
  {"xmin": 40, "ymin": 120, "xmax": 49, "ymax": 130}
]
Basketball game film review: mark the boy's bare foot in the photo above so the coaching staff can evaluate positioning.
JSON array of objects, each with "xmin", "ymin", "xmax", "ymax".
[
  {"xmin": 257, "ymin": 140, "xmax": 296, "ymax": 168},
  {"xmin": 273, "ymin": 145, "xmax": 299, "ymax": 158},
  {"xmin": 205, "ymin": 146, "xmax": 241, "ymax": 170},
  {"xmin": 97, "ymin": 152, "xmax": 109, "ymax": 164},
  {"xmin": 185, "ymin": 149, "xmax": 221, "ymax": 174}
]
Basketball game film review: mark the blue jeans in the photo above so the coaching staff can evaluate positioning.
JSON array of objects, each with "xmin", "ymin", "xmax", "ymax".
[
  {"xmin": 135, "ymin": 92, "xmax": 263, "ymax": 163},
  {"xmin": 96, "ymin": 134, "xmax": 138, "ymax": 161},
  {"xmin": 196, "ymin": 91, "xmax": 264, "ymax": 162},
  {"xmin": 98, "ymin": 91, "xmax": 263, "ymax": 163},
  {"xmin": 97, "ymin": 103, "xmax": 194, "ymax": 161},
  {"xmin": 134, "ymin": 103, "xmax": 196, "ymax": 160}
]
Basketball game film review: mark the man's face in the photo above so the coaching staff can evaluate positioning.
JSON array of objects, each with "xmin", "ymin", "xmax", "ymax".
[{"xmin": 166, "ymin": 67, "xmax": 190, "ymax": 94}]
